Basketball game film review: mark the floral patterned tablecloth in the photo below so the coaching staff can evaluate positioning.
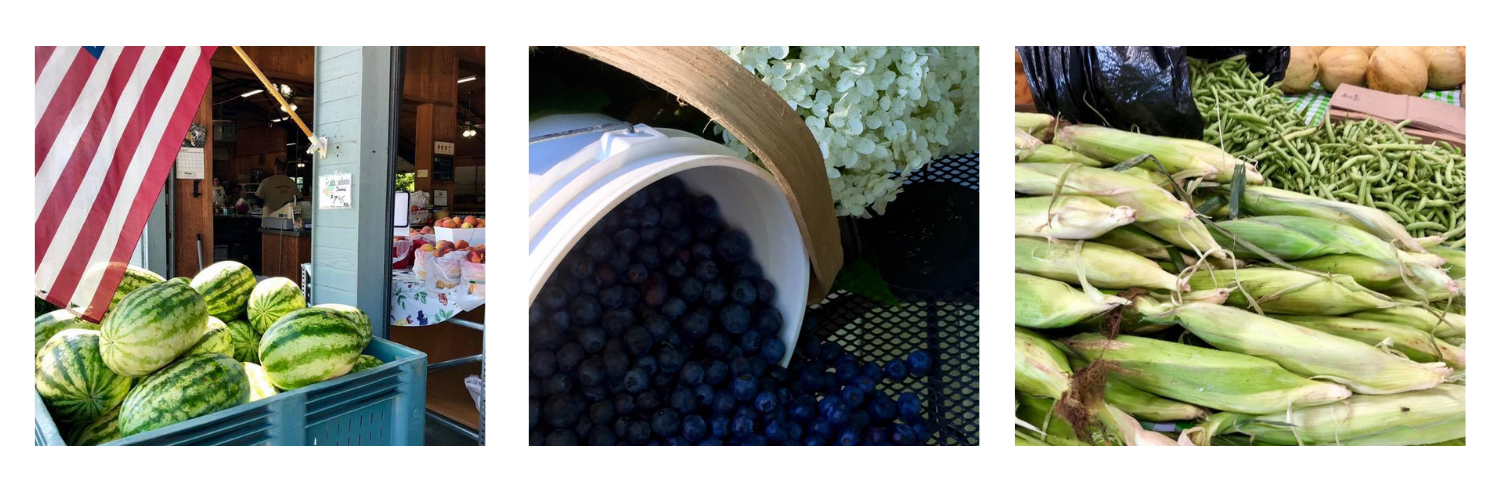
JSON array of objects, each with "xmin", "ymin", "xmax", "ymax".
[{"xmin": 391, "ymin": 270, "xmax": 484, "ymax": 327}]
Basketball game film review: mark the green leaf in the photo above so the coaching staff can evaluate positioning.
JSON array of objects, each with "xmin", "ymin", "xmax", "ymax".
[{"xmin": 831, "ymin": 260, "xmax": 902, "ymax": 308}]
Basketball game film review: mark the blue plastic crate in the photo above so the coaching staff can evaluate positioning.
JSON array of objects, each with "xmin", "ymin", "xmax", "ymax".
[{"xmin": 35, "ymin": 337, "xmax": 427, "ymax": 446}]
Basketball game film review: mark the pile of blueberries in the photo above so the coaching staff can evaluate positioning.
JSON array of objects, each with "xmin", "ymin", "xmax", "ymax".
[{"xmin": 530, "ymin": 176, "xmax": 937, "ymax": 445}]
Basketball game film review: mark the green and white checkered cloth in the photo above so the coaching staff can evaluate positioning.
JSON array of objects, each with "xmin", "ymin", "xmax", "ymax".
[{"xmin": 1283, "ymin": 81, "xmax": 1462, "ymax": 124}]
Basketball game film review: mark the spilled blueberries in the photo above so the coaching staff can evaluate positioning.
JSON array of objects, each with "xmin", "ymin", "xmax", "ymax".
[{"xmin": 530, "ymin": 175, "xmax": 937, "ymax": 445}]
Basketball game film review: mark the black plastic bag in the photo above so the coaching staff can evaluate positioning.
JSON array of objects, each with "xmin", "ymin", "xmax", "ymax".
[
  {"xmin": 1018, "ymin": 46, "xmax": 1204, "ymax": 139},
  {"xmin": 1185, "ymin": 46, "xmax": 1291, "ymax": 83}
]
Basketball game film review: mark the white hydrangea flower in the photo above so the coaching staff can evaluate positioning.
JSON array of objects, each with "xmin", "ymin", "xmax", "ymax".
[{"xmin": 715, "ymin": 46, "xmax": 979, "ymax": 217}]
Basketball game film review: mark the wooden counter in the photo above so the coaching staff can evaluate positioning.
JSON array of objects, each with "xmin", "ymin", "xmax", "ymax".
[
  {"xmin": 390, "ymin": 305, "xmax": 484, "ymax": 430},
  {"xmin": 261, "ymin": 229, "xmax": 311, "ymax": 279}
]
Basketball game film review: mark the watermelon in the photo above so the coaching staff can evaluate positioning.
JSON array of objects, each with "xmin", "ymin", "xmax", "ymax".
[
  {"xmin": 191, "ymin": 261, "xmax": 256, "ymax": 320},
  {"xmin": 35, "ymin": 309, "xmax": 100, "ymax": 359},
  {"xmin": 78, "ymin": 263, "xmax": 165, "ymax": 316},
  {"xmin": 227, "ymin": 320, "xmax": 262, "ymax": 364},
  {"xmin": 36, "ymin": 296, "xmax": 57, "ymax": 317},
  {"xmin": 316, "ymin": 303, "xmax": 373, "ymax": 349},
  {"xmin": 248, "ymin": 277, "xmax": 305, "ymax": 332},
  {"xmin": 351, "ymin": 354, "xmax": 384, "ymax": 373},
  {"xmin": 36, "ymin": 330, "xmax": 132, "ymax": 424},
  {"xmin": 66, "ymin": 405, "xmax": 123, "ymax": 446},
  {"xmin": 242, "ymin": 363, "xmax": 279, "ymax": 401},
  {"xmin": 99, "ymin": 281, "xmax": 209, "ymax": 377},
  {"xmin": 118, "ymin": 353, "xmax": 250, "ymax": 437},
  {"xmin": 258, "ymin": 307, "xmax": 363, "ymax": 390},
  {"xmin": 169, "ymin": 276, "xmax": 190, "ymax": 285},
  {"xmin": 185, "ymin": 317, "xmax": 233, "ymax": 356}
]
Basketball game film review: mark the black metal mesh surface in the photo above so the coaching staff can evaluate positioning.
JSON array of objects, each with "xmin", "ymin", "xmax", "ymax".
[{"xmin": 808, "ymin": 153, "xmax": 980, "ymax": 446}]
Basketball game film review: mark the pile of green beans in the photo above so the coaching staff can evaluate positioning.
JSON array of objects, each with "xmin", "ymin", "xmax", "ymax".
[{"xmin": 1189, "ymin": 56, "xmax": 1466, "ymax": 247}]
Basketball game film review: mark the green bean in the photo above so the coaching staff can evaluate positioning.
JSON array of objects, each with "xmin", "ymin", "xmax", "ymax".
[{"xmin": 1406, "ymin": 221, "xmax": 1446, "ymax": 232}]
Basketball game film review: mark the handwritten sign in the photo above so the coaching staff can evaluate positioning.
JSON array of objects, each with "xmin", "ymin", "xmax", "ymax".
[
  {"xmin": 435, "ymin": 140, "xmax": 455, "ymax": 156},
  {"xmin": 319, "ymin": 172, "xmax": 353, "ymax": 209}
]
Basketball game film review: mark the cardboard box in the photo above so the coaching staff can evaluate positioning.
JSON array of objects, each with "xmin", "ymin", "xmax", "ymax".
[
  {"xmin": 435, "ymin": 227, "xmax": 485, "ymax": 246},
  {"xmin": 1328, "ymin": 84, "xmax": 1465, "ymax": 136}
]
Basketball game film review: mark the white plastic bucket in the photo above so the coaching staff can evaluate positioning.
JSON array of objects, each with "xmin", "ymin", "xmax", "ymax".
[{"xmin": 528, "ymin": 114, "xmax": 807, "ymax": 366}]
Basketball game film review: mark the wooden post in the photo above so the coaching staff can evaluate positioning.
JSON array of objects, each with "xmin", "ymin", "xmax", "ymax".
[
  {"xmin": 415, "ymin": 103, "xmax": 434, "ymax": 193},
  {"xmin": 174, "ymin": 82, "xmax": 214, "ymax": 277}
]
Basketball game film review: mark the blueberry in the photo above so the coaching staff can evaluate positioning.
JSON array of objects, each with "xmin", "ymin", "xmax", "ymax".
[
  {"xmin": 660, "ymin": 202, "xmax": 684, "ymax": 227},
  {"xmin": 633, "ymin": 315, "xmax": 666, "ymax": 345},
  {"xmin": 635, "ymin": 389, "xmax": 662, "ymax": 411},
  {"xmin": 729, "ymin": 280, "xmax": 758, "ymax": 305},
  {"xmin": 669, "ymin": 225, "xmax": 694, "ymax": 249},
  {"xmin": 897, "ymin": 392, "xmax": 922, "ymax": 422},
  {"xmin": 529, "ymin": 398, "xmax": 541, "ymax": 429},
  {"xmin": 651, "ymin": 409, "xmax": 682, "ymax": 437},
  {"xmin": 818, "ymin": 342, "xmax": 842, "ymax": 363},
  {"xmin": 624, "ymin": 189, "xmax": 650, "ymax": 209},
  {"xmin": 748, "ymin": 357, "xmax": 768, "ymax": 378},
  {"xmin": 625, "ymin": 264, "xmax": 650, "ymax": 285},
  {"xmin": 913, "ymin": 420, "xmax": 935, "ymax": 443},
  {"xmin": 634, "ymin": 244, "xmax": 661, "ymax": 269},
  {"xmin": 575, "ymin": 416, "xmax": 595, "ymax": 437},
  {"xmin": 885, "ymin": 360, "xmax": 909, "ymax": 382},
  {"xmin": 692, "ymin": 195, "xmax": 719, "ymax": 220},
  {"xmin": 718, "ymin": 304, "xmax": 751, "ymax": 334},
  {"xmin": 729, "ymin": 357, "xmax": 751, "ymax": 377},
  {"xmin": 690, "ymin": 241, "xmax": 714, "ymax": 261},
  {"xmin": 577, "ymin": 357, "xmax": 605, "ymax": 386},
  {"xmin": 679, "ymin": 308, "xmax": 711, "ymax": 342},
  {"xmin": 548, "ymin": 311, "xmax": 570, "ymax": 333},
  {"xmin": 702, "ymin": 333, "xmax": 730, "ymax": 358},
  {"xmin": 810, "ymin": 420, "xmax": 833, "ymax": 440},
  {"xmin": 659, "ymin": 176, "xmax": 685, "ymax": 197},
  {"xmin": 796, "ymin": 367, "xmax": 826, "ymax": 392},
  {"xmin": 789, "ymin": 396, "xmax": 817, "ymax": 423},
  {"xmin": 546, "ymin": 429, "xmax": 579, "ymax": 446},
  {"xmin": 664, "ymin": 259, "xmax": 689, "ymax": 279},
  {"xmin": 755, "ymin": 307, "xmax": 783, "ymax": 335},
  {"xmin": 818, "ymin": 395, "xmax": 845, "ymax": 418},
  {"xmin": 731, "ymin": 375, "xmax": 758, "ymax": 401},
  {"xmin": 712, "ymin": 390, "xmax": 737, "ymax": 414},
  {"xmin": 678, "ymin": 278, "xmax": 704, "ymax": 304},
  {"xmin": 585, "ymin": 236, "xmax": 614, "ymax": 262},
  {"xmin": 613, "ymin": 393, "xmax": 636, "ymax": 417},
  {"xmin": 710, "ymin": 415, "xmax": 731, "ymax": 439},
  {"xmin": 835, "ymin": 429, "xmax": 859, "ymax": 446},
  {"xmin": 755, "ymin": 279, "xmax": 777, "ymax": 304},
  {"xmin": 656, "ymin": 346, "xmax": 685, "ymax": 374},
  {"xmin": 530, "ymin": 377, "xmax": 541, "ymax": 397},
  {"xmin": 541, "ymin": 375, "xmax": 571, "ymax": 397},
  {"xmin": 529, "ymin": 304, "xmax": 547, "ymax": 327},
  {"xmin": 680, "ymin": 361, "xmax": 706, "ymax": 386},
  {"xmin": 826, "ymin": 401, "xmax": 852, "ymax": 427},
  {"xmin": 555, "ymin": 274, "xmax": 579, "ymax": 298},
  {"xmin": 692, "ymin": 384, "xmax": 715, "ymax": 408},
  {"xmin": 862, "ymin": 362, "xmax": 885, "ymax": 382},
  {"xmin": 763, "ymin": 418, "xmax": 786, "ymax": 443},
  {"xmin": 607, "ymin": 250, "xmax": 630, "ymax": 272},
  {"xmin": 698, "ymin": 438, "xmax": 723, "ymax": 446},
  {"xmin": 907, "ymin": 350, "xmax": 933, "ymax": 377},
  {"xmin": 841, "ymin": 386, "xmax": 866, "ymax": 408},
  {"xmin": 669, "ymin": 387, "xmax": 696, "ymax": 413},
  {"xmin": 587, "ymin": 425, "xmax": 617, "ymax": 446},
  {"xmin": 681, "ymin": 414, "xmax": 707, "ymax": 442},
  {"xmin": 690, "ymin": 360, "xmax": 723, "ymax": 387},
  {"xmin": 634, "ymin": 205, "xmax": 660, "ymax": 228},
  {"xmin": 754, "ymin": 391, "xmax": 778, "ymax": 413},
  {"xmin": 627, "ymin": 419, "xmax": 652, "ymax": 443},
  {"xmin": 693, "ymin": 260, "xmax": 719, "ymax": 282},
  {"xmin": 803, "ymin": 437, "xmax": 824, "ymax": 446},
  {"xmin": 568, "ymin": 256, "xmax": 594, "ymax": 279},
  {"xmin": 734, "ymin": 261, "xmax": 763, "ymax": 281},
  {"xmin": 566, "ymin": 297, "xmax": 598, "ymax": 327},
  {"xmin": 601, "ymin": 308, "xmax": 634, "ymax": 335},
  {"xmin": 739, "ymin": 331, "xmax": 763, "ymax": 355},
  {"xmin": 890, "ymin": 424, "xmax": 916, "ymax": 445},
  {"xmin": 715, "ymin": 230, "xmax": 752, "ymax": 263},
  {"xmin": 543, "ymin": 395, "xmax": 579, "ymax": 428},
  {"xmin": 639, "ymin": 282, "xmax": 667, "ymax": 309},
  {"xmin": 576, "ymin": 277, "xmax": 599, "ymax": 296},
  {"xmin": 615, "ymin": 229, "xmax": 642, "ymax": 254},
  {"xmin": 597, "ymin": 286, "xmax": 624, "ymax": 309},
  {"xmin": 530, "ymin": 350, "xmax": 556, "ymax": 378},
  {"xmin": 760, "ymin": 338, "xmax": 786, "ymax": 364},
  {"xmin": 602, "ymin": 350, "xmax": 630, "ymax": 379},
  {"xmin": 554, "ymin": 344, "xmax": 583, "ymax": 374},
  {"xmin": 623, "ymin": 326, "xmax": 653, "ymax": 356},
  {"xmin": 867, "ymin": 426, "xmax": 891, "ymax": 445},
  {"xmin": 572, "ymin": 328, "xmax": 603, "ymax": 354},
  {"xmin": 853, "ymin": 376, "xmax": 876, "ymax": 395},
  {"xmin": 869, "ymin": 393, "xmax": 897, "ymax": 422},
  {"xmin": 541, "ymin": 287, "xmax": 567, "ymax": 310},
  {"xmin": 785, "ymin": 422, "xmax": 804, "ymax": 443},
  {"xmin": 621, "ymin": 288, "xmax": 641, "ymax": 309},
  {"xmin": 623, "ymin": 368, "xmax": 650, "ymax": 393},
  {"xmin": 530, "ymin": 430, "xmax": 546, "ymax": 446},
  {"xmin": 730, "ymin": 414, "xmax": 756, "ymax": 439}
]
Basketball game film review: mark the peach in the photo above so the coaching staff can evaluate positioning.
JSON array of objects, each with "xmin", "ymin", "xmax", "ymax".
[
  {"xmin": 460, "ymin": 222, "xmax": 474, "ymax": 229},
  {"xmin": 464, "ymin": 216, "xmax": 478, "ymax": 225},
  {"xmin": 455, "ymin": 240, "xmax": 469, "ymax": 250},
  {"xmin": 420, "ymin": 244, "xmax": 436, "ymax": 252}
]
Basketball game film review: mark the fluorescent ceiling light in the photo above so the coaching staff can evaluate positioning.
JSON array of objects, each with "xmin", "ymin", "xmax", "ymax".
[
  {"xmin": 241, "ymin": 89, "xmax": 264, "ymax": 98},
  {"xmin": 457, "ymin": 76, "xmax": 477, "ymax": 84}
]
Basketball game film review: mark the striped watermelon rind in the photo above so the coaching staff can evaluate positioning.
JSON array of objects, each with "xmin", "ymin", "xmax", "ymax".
[
  {"xmin": 316, "ymin": 303, "xmax": 373, "ymax": 350},
  {"xmin": 185, "ymin": 317, "xmax": 233, "ymax": 356},
  {"xmin": 351, "ymin": 354, "xmax": 384, "ymax": 373},
  {"xmin": 118, "ymin": 353, "xmax": 250, "ymax": 438},
  {"xmin": 99, "ymin": 281, "xmax": 209, "ymax": 377},
  {"xmin": 79, "ymin": 263, "xmax": 165, "ymax": 316},
  {"xmin": 248, "ymin": 277, "xmax": 305, "ymax": 332},
  {"xmin": 191, "ymin": 261, "xmax": 256, "ymax": 321},
  {"xmin": 35, "ymin": 309, "xmax": 100, "ymax": 359},
  {"xmin": 36, "ymin": 330, "xmax": 132, "ymax": 425},
  {"xmin": 258, "ymin": 307, "xmax": 363, "ymax": 390},
  {"xmin": 227, "ymin": 320, "xmax": 261, "ymax": 364},
  {"xmin": 66, "ymin": 405, "xmax": 122, "ymax": 446},
  {"xmin": 242, "ymin": 362, "xmax": 279, "ymax": 401}
]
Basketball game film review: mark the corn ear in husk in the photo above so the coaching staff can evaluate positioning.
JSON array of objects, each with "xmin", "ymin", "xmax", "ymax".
[
  {"xmin": 1015, "ymin": 273, "xmax": 1129, "ymax": 329},
  {"xmin": 1053, "ymin": 124, "xmax": 1262, "ymax": 183},
  {"xmin": 1187, "ymin": 268, "xmax": 1400, "ymax": 316},
  {"xmin": 1290, "ymin": 255, "xmax": 1455, "ymax": 292},
  {"xmin": 1015, "ymin": 238, "xmax": 1186, "ymax": 292},
  {"xmin": 1211, "ymin": 216, "xmax": 1444, "ymax": 267},
  {"xmin": 1016, "ymin": 128, "xmax": 1043, "ymax": 159},
  {"xmin": 1133, "ymin": 297, "xmax": 1451, "ymax": 395},
  {"xmin": 1015, "ymin": 162, "xmax": 1223, "ymax": 257},
  {"xmin": 1022, "ymin": 144, "xmax": 1104, "ymax": 166},
  {"xmin": 1062, "ymin": 333, "xmax": 1351, "ymax": 414},
  {"xmin": 1275, "ymin": 315, "xmax": 1466, "ymax": 369},
  {"xmin": 1015, "ymin": 196, "xmax": 1135, "ymax": 240},
  {"xmin": 1014, "ymin": 394, "xmax": 1092, "ymax": 446},
  {"xmin": 1015, "ymin": 112, "xmax": 1055, "ymax": 140},
  {"xmin": 1235, "ymin": 185, "xmax": 1429, "ymax": 253},
  {"xmin": 1015, "ymin": 327, "xmax": 1071, "ymax": 399},
  {"xmin": 1068, "ymin": 357, "xmax": 1209, "ymax": 422},
  {"xmin": 1189, "ymin": 384, "xmax": 1465, "ymax": 446},
  {"xmin": 1429, "ymin": 246, "xmax": 1465, "ymax": 279},
  {"xmin": 1345, "ymin": 306, "xmax": 1465, "ymax": 343},
  {"xmin": 1093, "ymin": 225, "xmax": 1172, "ymax": 260},
  {"xmin": 1074, "ymin": 288, "xmax": 1230, "ymax": 336}
]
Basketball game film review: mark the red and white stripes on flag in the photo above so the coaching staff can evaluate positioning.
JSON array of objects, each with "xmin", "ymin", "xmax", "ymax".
[{"xmin": 35, "ymin": 46, "xmax": 216, "ymax": 322}]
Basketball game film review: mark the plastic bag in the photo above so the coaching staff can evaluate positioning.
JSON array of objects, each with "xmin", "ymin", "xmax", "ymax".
[
  {"xmin": 1018, "ymin": 46, "xmax": 1204, "ymax": 139},
  {"xmin": 460, "ymin": 259, "xmax": 486, "ymax": 299},
  {"xmin": 1185, "ymin": 46, "xmax": 1290, "ymax": 83},
  {"xmin": 423, "ymin": 250, "xmax": 467, "ymax": 290}
]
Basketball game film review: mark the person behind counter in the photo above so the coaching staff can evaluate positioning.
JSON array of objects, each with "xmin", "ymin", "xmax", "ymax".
[{"xmin": 258, "ymin": 159, "xmax": 301, "ymax": 219}]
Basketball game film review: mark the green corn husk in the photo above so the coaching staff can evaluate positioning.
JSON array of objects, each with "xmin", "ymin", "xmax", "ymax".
[
  {"xmin": 1289, "ymin": 255, "xmax": 1455, "ymax": 293},
  {"xmin": 1212, "ymin": 216, "xmax": 1444, "ymax": 267},
  {"xmin": 1345, "ymin": 306, "xmax": 1465, "ymax": 343},
  {"xmin": 1275, "ymin": 315, "xmax": 1466, "ymax": 369},
  {"xmin": 1016, "ymin": 127, "xmax": 1043, "ymax": 159},
  {"xmin": 1015, "ymin": 238, "xmax": 1186, "ymax": 292},
  {"xmin": 1015, "ymin": 273, "xmax": 1129, "ymax": 329},
  {"xmin": 1189, "ymin": 384, "xmax": 1465, "ymax": 446},
  {"xmin": 1022, "ymin": 144, "xmax": 1104, "ymax": 166},
  {"xmin": 1187, "ymin": 268, "xmax": 1399, "ymax": 316},
  {"xmin": 1133, "ymin": 297, "xmax": 1452, "ymax": 395},
  {"xmin": 1382, "ymin": 277, "xmax": 1463, "ymax": 302},
  {"xmin": 1429, "ymin": 246, "xmax": 1465, "ymax": 279},
  {"xmin": 1053, "ymin": 124, "xmax": 1263, "ymax": 183},
  {"xmin": 1015, "ymin": 196, "xmax": 1136, "ymax": 240},
  {"xmin": 1015, "ymin": 432, "xmax": 1050, "ymax": 446},
  {"xmin": 1117, "ymin": 166, "xmax": 1178, "ymax": 190},
  {"xmin": 1098, "ymin": 403, "xmax": 1184, "ymax": 446},
  {"xmin": 1061, "ymin": 333, "xmax": 1351, "ymax": 414},
  {"xmin": 1014, "ymin": 394, "xmax": 1092, "ymax": 446},
  {"xmin": 1015, "ymin": 162, "xmax": 1223, "ymax": 257},
  {"xmin": 1015, "ymin": 327, "xmax": 1071, "ymax": 399},
  {"xmin": 1425, "ymin": 437, "xmax": 1466, "ymax": 446},
  {"xmin": 1093, "ymin": 225, "xmax": 1172, "ymax": 260},
  {"xmin": 1075, "ymin": 288, "xmax": 1230, "ymax": 336},
  {"xmin": 1015, "ymin": 112, "xmax": 1055, "ymax": 139},
  {"xmin": 1235, "ymin": 185, "xmax": 1429, "ymax": 253},
  {"xmin": 1068, "ymin": 357, "xmax": 1208, "ymax": 422}
]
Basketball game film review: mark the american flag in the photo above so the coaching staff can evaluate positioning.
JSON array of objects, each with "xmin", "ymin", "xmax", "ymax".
[{"xmin": 35, "ymin": 46, "xmax": 217, "ymax": 322}]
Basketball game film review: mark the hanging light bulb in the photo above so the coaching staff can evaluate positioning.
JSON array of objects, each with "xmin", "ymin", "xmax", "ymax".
[
  {"xmin": 279, "ymin": 84, "xmax": 293, "ymax": 97},
  {"xmin": 281, "ymin": 103, "xmax": 298, "ymax": 113}
]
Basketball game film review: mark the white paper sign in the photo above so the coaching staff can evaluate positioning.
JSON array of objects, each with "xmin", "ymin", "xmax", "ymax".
[
  {"xmin": 319, "ymin": 172, "xmax": 353, "ymax": 209},
  {"xmin": 434, "ymin": 189, "xmax": 448, "ymax": 206},
  {"xmin": 175, "ymin": 147, "xmax": 204, "ymax": 179},
  {"xmin": 435, "ymin": 141, "xmax": 455, "ymax": 156}
]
